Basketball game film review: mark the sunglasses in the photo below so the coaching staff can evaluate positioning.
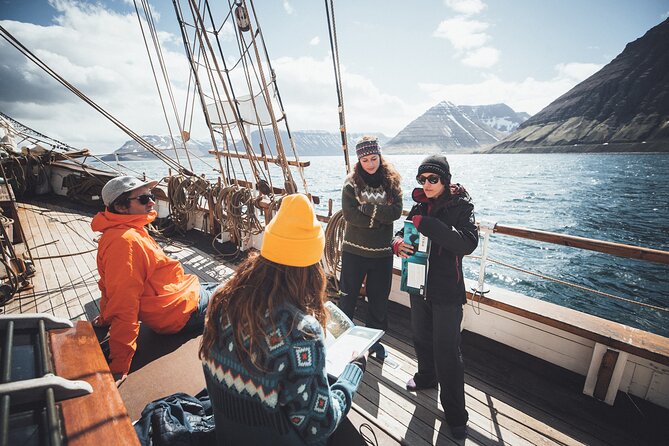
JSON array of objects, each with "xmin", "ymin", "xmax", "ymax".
[
  {"xmin": 416, "ymin": 175, "xmax": 441, "ymax": 185},
  {"xmin": 128, "ymin": 193, "xmax": 156, "ymax": 205}
]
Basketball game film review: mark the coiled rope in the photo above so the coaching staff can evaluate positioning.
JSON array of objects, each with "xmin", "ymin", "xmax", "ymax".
[
  {"xmin": 210, "ymin": 185, "xmax": 264, "ymax": 257},
  {"xmin": 167, "ymin": 175, "xmax": 210, "ymax": 234},
  {"xmin": 323, "ymin": 210, "xmax": 345, "ymax": 288}
]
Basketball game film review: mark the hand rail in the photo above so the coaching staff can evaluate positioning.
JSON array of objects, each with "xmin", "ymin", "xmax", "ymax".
[{"xmin": 493, "ymin": 224, "xmax": 669, "ymax": 264}]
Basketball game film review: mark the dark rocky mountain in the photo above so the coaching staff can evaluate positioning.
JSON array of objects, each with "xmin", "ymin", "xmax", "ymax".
[
  {"xmin": 488, "ymin": 18, "xmax": 669, "ymax": 153},
  {"xmin": 101, "ymin": 131, "xmax": 390, "ymax": 161},
  {"xmin": 384, "ymin": 101, "xmax": 528, "ymax": 154}
]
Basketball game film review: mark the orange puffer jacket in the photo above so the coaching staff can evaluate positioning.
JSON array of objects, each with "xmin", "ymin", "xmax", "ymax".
[{"xmin": 92, "ymin": 210, "xmax": 200, "ymax": 375}]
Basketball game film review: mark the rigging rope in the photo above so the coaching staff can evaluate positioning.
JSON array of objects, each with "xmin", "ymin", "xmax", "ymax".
[
  {"xmin": 324, "ymin": 0, "xmax": 351, "ymax": 174},
  {"xmin": 0, "ymin": 24, "xmax": 195, "ymax": 177},
  {"xmin": 134, "ymin": 0, "xmax": 191, "ymax": 170}
]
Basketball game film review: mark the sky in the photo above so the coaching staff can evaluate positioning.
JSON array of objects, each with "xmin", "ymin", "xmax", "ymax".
[{"xmin": 0, "ymin": 0, "xmax": 668, "ymax": 154}]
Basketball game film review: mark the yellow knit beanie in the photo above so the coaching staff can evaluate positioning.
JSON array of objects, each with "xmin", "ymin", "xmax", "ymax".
[{"xmin": 260, "ymin": 194, "xmax": 325, "ymax": 267}]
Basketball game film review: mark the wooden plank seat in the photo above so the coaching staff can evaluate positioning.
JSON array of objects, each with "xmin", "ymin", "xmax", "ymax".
[{"xmin": 50, "ymin": 321, "xmax": 138, "ymax": 445}]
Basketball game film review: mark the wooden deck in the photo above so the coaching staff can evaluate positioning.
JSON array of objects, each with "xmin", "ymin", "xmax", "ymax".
[{"xmin": 3, "ymin": 197, "xmax": 668, "ymax": 445}]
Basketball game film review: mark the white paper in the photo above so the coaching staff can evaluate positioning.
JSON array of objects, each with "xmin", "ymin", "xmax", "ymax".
[
  {"xmin": 407, "ymin": 262, "xmax": 426, "ymax": 289},
  {"xmin": 417, "ymin": 233, "xmax": 429, "ymax": 252}
]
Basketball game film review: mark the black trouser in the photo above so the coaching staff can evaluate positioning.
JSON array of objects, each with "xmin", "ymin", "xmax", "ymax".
[
  {"xmin": 410, "ymin": 294, "xmax": 468, "ymax": 427},
  {"xmin": 338, "ymin": 251, "xmax": 393, "ymax": 331}
]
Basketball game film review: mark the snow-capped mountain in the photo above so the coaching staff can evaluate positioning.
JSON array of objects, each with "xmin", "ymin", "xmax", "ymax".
[
  {"xmin": 100, "ymin": 135, "xmax": 210, "ymax": 161},
  {"xmin": 384, "ymin": 101, "xmax": 529, "ymax": 153},
  {"xmin": 102, "ymin": 132, "xmax": 390, "ymax": 160},
  {"xmin": 458, "ymin": 104, "xmax": 530, "ymax": 134}
]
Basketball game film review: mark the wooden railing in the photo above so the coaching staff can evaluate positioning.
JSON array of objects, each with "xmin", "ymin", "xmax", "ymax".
[{"xmin": 494, "ymin": 224, "xmax": 669, "ymax": 264}]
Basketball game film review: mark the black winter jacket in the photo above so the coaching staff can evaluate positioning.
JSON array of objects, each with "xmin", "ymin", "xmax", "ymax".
[{"xmin": 396, "ymin": 185, "xmax": 478, "ymax": 304}]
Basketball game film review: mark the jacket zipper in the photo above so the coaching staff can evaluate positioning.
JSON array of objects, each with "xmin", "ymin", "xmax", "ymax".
[{"xmin": 455, "ymin": 256, "xmax": 462, "ymax": 284}]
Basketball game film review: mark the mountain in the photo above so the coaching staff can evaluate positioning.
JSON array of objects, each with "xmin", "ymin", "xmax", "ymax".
[
  {"xmin": 488, "ymin": 18, "xmax": 669, "ymax": 153},
  {"xmin": 250, "ymin": 130, "xmax": 390, "ymax": 157},
  {"xmin": 384, "ymin": 101, "xmax": 528, "ymax": 154},
  {"xmin": 99, "ymin": 135, "xmax": 210, "ymax": 161},
  {"xmin": 458, "ymin": 104, "xmax": 530, "ymax": 134},
  {"xmin": 101, "ymin": 131, "xmax": 391, "ymax": 161}
]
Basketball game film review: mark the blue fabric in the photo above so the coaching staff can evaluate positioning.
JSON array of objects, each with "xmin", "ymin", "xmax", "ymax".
[
  {"xmin": 134, "ymin": 389, "xmax": 215, "ymax": 446},
  {"xmin": 182, "ymin": 282, "xmax": 219, "ymax": 332}
]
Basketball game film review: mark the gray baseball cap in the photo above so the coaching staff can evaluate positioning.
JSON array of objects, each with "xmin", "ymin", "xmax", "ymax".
[{"xmin": 101, "ymin": 176, "xmax": 159, "ymax": 207}]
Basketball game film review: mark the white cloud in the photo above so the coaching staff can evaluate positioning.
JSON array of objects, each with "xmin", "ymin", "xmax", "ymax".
[
  {"xmin": 461, "ymin": 46, "xmax": 499, "ymax": 68},
  {"xmin": 220, "ymin": 21, "xmax": 236, "ymax": 41},
  {"xmin": 418, "ymin": 62, "xmax": 604, "ymax": 116},
  {"xmin": 271, "ymin": 56, "xmax": 416, "ymax": 136},
  {"xmin": 0, "ymin": 1, "xmax": 196, "ymax": 153},
  {"xmin": 445, "ymin": 0, "xmax": 487, "ymax": 16},
  {"xmin": 309, "ymin": 36, "xmax": 320, "ymax": 46},
  {"xmin": 433, "ymin": 16, "xmax": 499, "ymax": 68},
  {"xmin": 555, "ymin": 62, "xmax": 602, "ymax": 80},
  {"xmin": 433, "ymin": 17, "xmax": 490, "ymax": 50},
  {"xmin": 283, "ymin": 1, "xmax": 294, "ymax": 15}
]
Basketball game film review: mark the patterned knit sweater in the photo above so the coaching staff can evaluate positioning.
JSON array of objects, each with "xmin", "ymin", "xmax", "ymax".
[
  {"xmin": 341, "ymin": 175, "xmax": 403, "ymax": 258},
  {"xmin": 202, "ymin": 303, "xmax": 363, "ymax": 446}
]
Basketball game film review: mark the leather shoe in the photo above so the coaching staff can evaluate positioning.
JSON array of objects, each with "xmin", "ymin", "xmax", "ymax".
[
  {"xmin": 406, "ymin": 377, "xmax": 438, "ymax": 391},
  {"xmin": 368, "ymin": 342, "xmax": 388, "ymax": 360}
]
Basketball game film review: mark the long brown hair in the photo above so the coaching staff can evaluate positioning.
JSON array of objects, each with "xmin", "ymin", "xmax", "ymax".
[
  {"xmin": 199, "ymin": 252, "xmax": 327, "ymax": 369},
  {"xmin": 353, "ymin": 156, "xmax": 402, "ymax": 197}
]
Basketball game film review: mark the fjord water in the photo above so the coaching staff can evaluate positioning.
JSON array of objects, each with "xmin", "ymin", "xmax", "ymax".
[{"xmin": 115, "ymin": 153, "xmax": 669, "ymax": 337}]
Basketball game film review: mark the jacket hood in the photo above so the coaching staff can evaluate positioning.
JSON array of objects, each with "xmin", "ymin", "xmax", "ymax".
[
  {"xmin": 411, "ymin": 184, "xmax": 471, "ymax": 206},
  {"xmin": 91, "ymin": 210, "xmax": 157, "ymax": 232}
]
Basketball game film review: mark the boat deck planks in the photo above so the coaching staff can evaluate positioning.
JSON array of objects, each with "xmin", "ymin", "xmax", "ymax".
[{"xmin": 3, "ymin": 198, "xmax": 668, "ymax": 445}]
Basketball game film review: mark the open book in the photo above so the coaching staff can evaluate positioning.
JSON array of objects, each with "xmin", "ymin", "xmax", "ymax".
[
  {"xmin": 400, "ymin": 220, "xmax": 430, "ymax": 296},
  {"xmin": 323, "ymin": 301, "xmax": 384, "ymax": 378}
]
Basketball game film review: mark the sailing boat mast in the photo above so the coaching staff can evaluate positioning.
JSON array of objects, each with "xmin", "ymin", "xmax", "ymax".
[
  {"xmin": 170, "ymin": 0, "xmax": 310, "ymax": 195},
  {"xmin": 324, "ymin": 0, "xmax": 351, "ymax": 174}
]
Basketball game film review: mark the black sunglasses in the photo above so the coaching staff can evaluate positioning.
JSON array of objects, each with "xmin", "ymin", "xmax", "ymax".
[
  {"xmin": 416, "ymin": 175, "xmax": 440, "ymax": 185},
  {"xmin": 128, "ymin": 193, "xmax": 156, "ymax": 205}
]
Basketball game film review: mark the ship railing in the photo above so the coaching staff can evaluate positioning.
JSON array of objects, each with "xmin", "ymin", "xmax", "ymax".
[{"xmin": 467, "ymin": 222, "xmax": 669, "ymax": 406}]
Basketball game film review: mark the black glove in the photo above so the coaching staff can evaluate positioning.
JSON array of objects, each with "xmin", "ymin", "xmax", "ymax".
[{"xmin": 349, "ymin": 354, "xmax": 367, "ymax": 373}]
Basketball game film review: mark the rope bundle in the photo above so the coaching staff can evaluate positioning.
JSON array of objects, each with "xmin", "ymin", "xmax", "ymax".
[
  {"xmin": 167, "ymin": 175, "xmax": 210, "ymax": 234},
  {"xmin": 209, "ymin": 185, "xmax": 265, "ymax": 256},
  {"xmin": 323, "ymin": 209, "xmax": 345, "ymax": 286}
]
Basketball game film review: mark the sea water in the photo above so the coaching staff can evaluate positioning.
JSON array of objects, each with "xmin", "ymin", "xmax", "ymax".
[{"xmin": 96, "ymin": 153, "xmax": 669, "ymax": 337}]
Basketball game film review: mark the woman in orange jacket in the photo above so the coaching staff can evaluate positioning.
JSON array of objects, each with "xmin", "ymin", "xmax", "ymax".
[{"xmin": 92, "ymin": 176, "xmax": 218, "ymax": 385}]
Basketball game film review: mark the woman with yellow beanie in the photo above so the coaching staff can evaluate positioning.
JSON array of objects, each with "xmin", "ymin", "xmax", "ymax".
[{"xmin": 200, "ymin": 194, "xmax": 366, "ymax": 446}]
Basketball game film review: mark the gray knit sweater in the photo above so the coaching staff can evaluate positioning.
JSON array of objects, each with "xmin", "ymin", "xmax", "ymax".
[{"xmin": 341, "ymin": 175, "xmax": 402, "ymax": 258}]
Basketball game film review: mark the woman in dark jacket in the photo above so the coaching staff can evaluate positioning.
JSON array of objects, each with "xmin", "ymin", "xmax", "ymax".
[{"xmin": 393, "ymin": 154, "xmax": 478, "ymax": 440}]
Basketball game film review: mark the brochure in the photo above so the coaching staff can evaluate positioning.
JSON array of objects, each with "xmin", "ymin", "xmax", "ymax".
[
  {"xmin": 324, "ymin": 300, "xmax": 384, "ymax": 378},
  {"xmin": 400, "ymin": 220, "xmax": 430, "ymax": 296}
]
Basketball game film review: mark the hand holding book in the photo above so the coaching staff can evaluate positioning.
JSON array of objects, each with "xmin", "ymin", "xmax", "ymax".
[
  {"xmin": 392, "ymin": 236, "xmax": 414, "ymax": 258},
  {"xmin": 324, "ymin": 301, "xmax": 383, "ymax": 378}
]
